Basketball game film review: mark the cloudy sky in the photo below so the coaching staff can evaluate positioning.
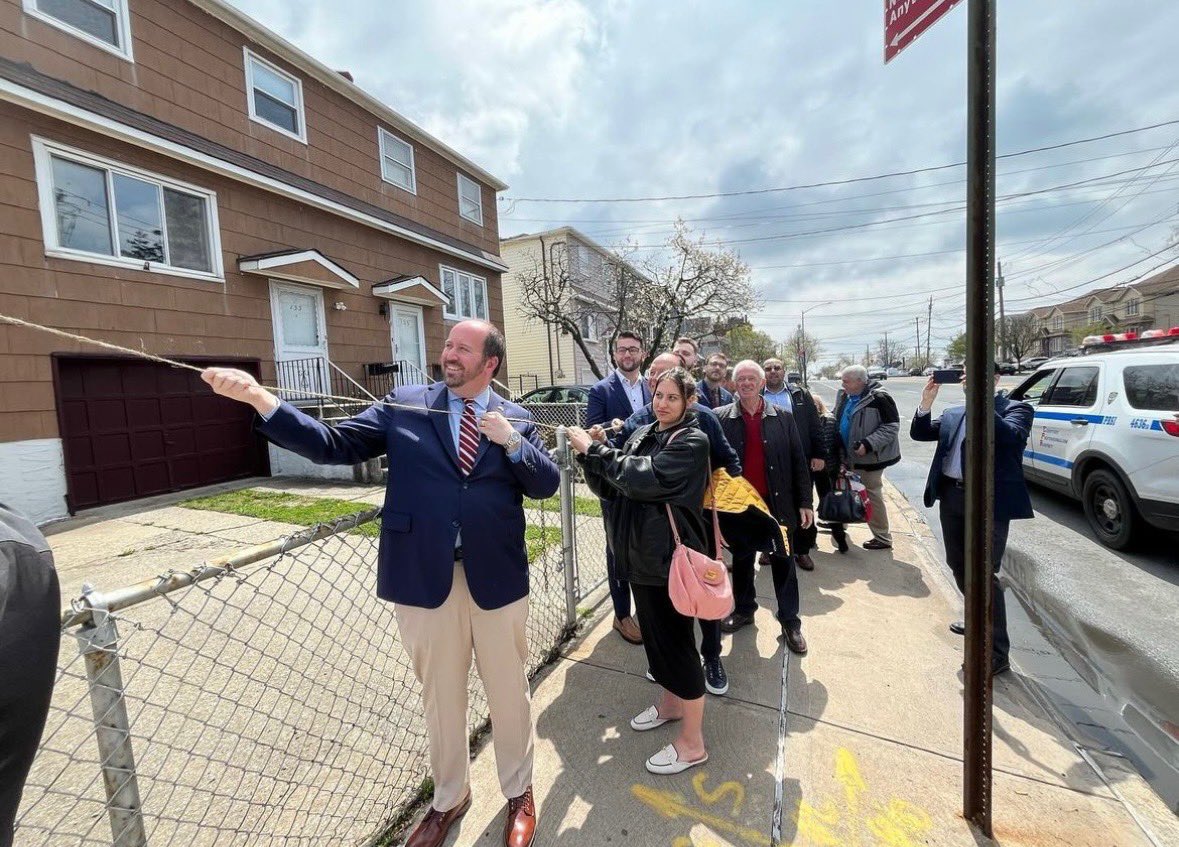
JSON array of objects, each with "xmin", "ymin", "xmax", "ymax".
[{"xmin": 229, "ymin": 0, "xmax": 1179, "ymax": 363}]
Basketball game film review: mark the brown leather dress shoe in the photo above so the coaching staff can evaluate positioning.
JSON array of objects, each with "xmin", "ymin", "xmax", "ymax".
[
  {"xmin": 613, "ymin": 615, "xmax": 643, "ymax": 644},
  {"xmin": 782, "ymin": 625, "xmax": 808, "ymax": 655},
  {"xmin": 796, "ymin": 553, "xmax": 815, "ymax": 571},
  {"xmin": 504, "ymin": 785, "xmax": 537, "ymax": 847},
  {"xmin": 407, "ymin": 790, "xmax": 471, "ymax": 847}
]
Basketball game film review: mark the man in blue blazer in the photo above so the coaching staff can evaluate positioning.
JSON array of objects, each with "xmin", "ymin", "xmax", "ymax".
[
  {"xmin": 586, "ymin": 332, "xmax": 650, "ymax": 644},
  {"xmin": 203, "ymin": 320, "xmax": 557, "ymax": 847},
  {"xmin": 910, "ymin": 369, "xmax": 1034, "ymax": 676},
  {"xmin": 696, "ymin": 353, "xmax": 734, "ymax": 409}
]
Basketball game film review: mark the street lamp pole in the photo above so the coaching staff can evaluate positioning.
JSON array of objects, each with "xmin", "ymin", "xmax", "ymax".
[{"xmin": 799, "ymin": 301, "xmax": 831, "ymax": 385}]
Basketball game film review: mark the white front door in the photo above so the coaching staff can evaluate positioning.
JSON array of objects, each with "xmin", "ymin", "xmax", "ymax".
[
  {"xmin": 390, "ymin": 303, "xmax": 427, "ymax": 379},
  {"xmin": 270, "ymin": 281, "xmax": 329, "ymax": 401}
]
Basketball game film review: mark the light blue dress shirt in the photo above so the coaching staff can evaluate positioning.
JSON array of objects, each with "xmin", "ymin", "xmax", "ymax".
[
  {"xmin": 764, "ymin": 386, "xmax": 794, "ymax": 413},
  {"xmin": 916, "ymin": 406, "xmax": 966, "ymax": 480},
  {"xmin": 616, "ymin": 369, "xmax": 646, "ymax": 414}
]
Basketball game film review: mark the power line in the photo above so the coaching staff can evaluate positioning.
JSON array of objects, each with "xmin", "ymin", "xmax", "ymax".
[{"xmin": 501, "ymin": 118, "xmax": 1179, "ymax": 204}]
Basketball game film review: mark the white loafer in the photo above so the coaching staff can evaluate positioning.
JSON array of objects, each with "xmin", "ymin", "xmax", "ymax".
[
  {"xmin": 630, "ymin": 705, "xmax": 677, "ymax": 731},
  {"xmin": 645, "ymin": 743, "xmax": 709, "ymax": 775}
]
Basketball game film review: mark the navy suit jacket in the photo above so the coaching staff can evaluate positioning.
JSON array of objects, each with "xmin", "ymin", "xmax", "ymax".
[
  {"xmin": 695, "ymin": 379, "xmax": 733, "ymax": 409},
  {"xmin": 258, "ymin": 383, "xmax": 560, "ymax": 610},
  {"xmin": 909, "ymin": 395, "xmax": 1034, "ymax": 522},
  {"xmin": 587, "ymin": 370, "xmax": 650, "ymax": 445}
]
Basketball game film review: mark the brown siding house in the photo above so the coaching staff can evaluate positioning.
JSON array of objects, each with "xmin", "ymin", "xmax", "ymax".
[{"xmin": 0, "ymin": 0, "xmax": 508, "ymax": 523}]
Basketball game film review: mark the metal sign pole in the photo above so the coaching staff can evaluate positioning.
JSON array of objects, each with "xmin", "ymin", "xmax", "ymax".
[{"xmin": 963, "ymin": 0, "xmax": 997, "ymax": 834}]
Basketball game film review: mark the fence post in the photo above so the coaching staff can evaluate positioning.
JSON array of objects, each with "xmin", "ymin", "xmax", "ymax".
[
  {"xmin": 75, "ymin": 591, "xmax": 148, "ymax": 847},
  {"xmin": 555, "ymin": 426, "xmax": 579, "ymax": 627}
]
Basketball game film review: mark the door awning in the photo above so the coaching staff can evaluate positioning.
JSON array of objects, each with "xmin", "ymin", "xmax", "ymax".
[
  {"xmin": 372, "ymin": 275, "xmax": 449, "ymax": 307},
  {"xmin": 238, "ymin": 249, "xmax": 360, "ymax": 290}
]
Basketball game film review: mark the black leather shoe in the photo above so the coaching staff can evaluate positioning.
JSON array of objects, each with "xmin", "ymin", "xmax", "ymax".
[
  {"xmin": 796, "ymin": 553, "xmax": 815, "ymax": 571},
  {"xmin": 949, "ymin": 620, "xmax": 965, "ymax": 636},
  {"xmin": 862, "ymin": 538, "xmax": 892, "ymax": 550},
  {"xmin": 991, "ymin": 657, "xmax": 1011, "ymax": 675},
  {"xmin": 782, "ymin": 625, "xmax": 808, "ymax": 655},
  {"xmin": 703, "ymin": 657, "xmax": 729, "ymax": 695},
  {"xmin": 720, "ymin": 612, "xmax": 755, "ymax": 633}
]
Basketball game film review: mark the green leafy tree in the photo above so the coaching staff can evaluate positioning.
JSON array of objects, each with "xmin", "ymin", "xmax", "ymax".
[
  {"xmin": 946, "ymin": 332, "xmax": 967, "ymax": 363},
  {"xmin": 723, "ymin": 324, "xmax": 779, "ymax": 364}
]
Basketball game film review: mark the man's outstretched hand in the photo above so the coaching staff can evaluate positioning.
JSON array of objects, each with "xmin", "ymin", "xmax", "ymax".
[{"xmin": 202, "ymin": 367, "xmax": 280, "ymax": 417}]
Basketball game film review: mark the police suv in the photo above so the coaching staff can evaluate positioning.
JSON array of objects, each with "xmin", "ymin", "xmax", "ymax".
[{"xmin": 1006, "ymin": 327, "xmax": 1179, "ymax": 550}]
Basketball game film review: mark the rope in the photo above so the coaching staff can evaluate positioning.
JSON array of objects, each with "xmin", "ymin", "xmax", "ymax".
[{"xmin": 0, "ymin": 313, "xmax": 578, "ymax": 433}]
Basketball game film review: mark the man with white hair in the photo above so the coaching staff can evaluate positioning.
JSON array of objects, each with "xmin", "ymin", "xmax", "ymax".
[
  {"xmin": 713, "ymin": 360, "xmax": 814, "ymax": 654},
  {"xmin": 833, "ymin": 365, "xmax": 901, "ymax": 550}
]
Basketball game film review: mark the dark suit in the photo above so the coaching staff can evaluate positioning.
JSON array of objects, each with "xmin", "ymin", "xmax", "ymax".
[
  {"xmin": 696, "ymin": 379, "xmax": 733, "ymax": 410},
  {"xmin": 910, "ymin": 394, "xmax": 1034, "ymax": 663},
  {"xmin": 586, "ymin": 371, "xmax": 651, "ymax": 620},
  {"xmin": 258, "ymin": 383, "xmax": 559, "ymax": 609}
]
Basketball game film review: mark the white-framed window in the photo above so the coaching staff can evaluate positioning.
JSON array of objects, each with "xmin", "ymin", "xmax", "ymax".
[
  {"xmin": 1125, "ymin": 298, "xmax": 1140, "ymax": 316},
  {"xmin": 378, "ymin": 128, "xmax": 416, "ymax": 193},
  {"xmin": 456, "ymin": 173, "xmax": 483, "ymax": 225},
  {"xmin": 1089, "ymin": 304, "xmax": 1103, "ymax": 323},
  {"xmin": 32, "ymin": 137, "xmax": 223, "ymax": 281},
  {"xmin": 440, "ymin": 265, "xmax": 488, "ymax": 320},
  {"xmin": 244, "ymin": 48, "xmax": 307, "ymax": 143},
  {"xmin": 1052, "ymin": 315, "xmax": 1063, "ymax": 331},
  {"xmin": 22, "ymin": 0, "xmax": 133, "ymax": 60},
  {"xmin": 579, "ymin": 310, "xmax": 598, "ymax": 342}
]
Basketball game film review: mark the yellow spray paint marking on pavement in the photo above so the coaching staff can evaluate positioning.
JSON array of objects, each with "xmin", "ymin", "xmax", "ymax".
[
  {"xmin": 796, "ymin": 748, "xmax": 932, "ymax": 847},
  {"xmin": 633, "ymin": 748, "xmax": 931, "ymax": 846}
]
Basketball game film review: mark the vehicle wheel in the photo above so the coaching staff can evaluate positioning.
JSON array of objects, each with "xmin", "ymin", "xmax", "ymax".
[{"xmin": 1081, "ymin": 468, "xmax": 1139, "ymax": 550}]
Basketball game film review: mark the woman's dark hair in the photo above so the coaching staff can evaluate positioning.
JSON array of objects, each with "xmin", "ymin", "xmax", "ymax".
[{"xmin": 654, "ymin": 366, "xmax": 698, "ymax": 404}]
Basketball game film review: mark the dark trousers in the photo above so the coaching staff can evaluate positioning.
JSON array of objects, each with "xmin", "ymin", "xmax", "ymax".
[
  {"xmin": 0, "ymin": 560, "xmax": 60, "ymax": 847},
  {"xmin": 632, "ymin": 584, "xmax": 706, "ymax": 700},
  {"xmin": 731, "ymin": 544, "xmax": 800, "ymax": 629},
  {"xmin": 938, "ymin": 480, "xmax": 1010, "ymax": 663},
  {"xmin": 698, "ymin": 619, "xmax": 721, "ymax": 662},
  {"xmin": 600, "ymin": 501, "xmax": 632, "ymax": 620}
]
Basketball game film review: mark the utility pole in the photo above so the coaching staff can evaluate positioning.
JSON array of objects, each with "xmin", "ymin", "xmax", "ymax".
[
  {"xmin": 927, "ymin": 295, "xmax": 933, "ymax": 366},
  {"xmin": 916, "ymin": 316, "xmax": 922, "ymax": 367},
  {"xmin": 996, "ymin": 259, "xmax": 1007, "ymax": 363},
  {"xmin": 883, "ymin": 330, "xmax": 890, "ymax": 367}
]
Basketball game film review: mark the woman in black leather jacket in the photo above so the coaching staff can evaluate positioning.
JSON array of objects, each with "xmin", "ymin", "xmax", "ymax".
[{"xmin": 567, "ymin": 368, "xmax": 711, "ymax": 776}]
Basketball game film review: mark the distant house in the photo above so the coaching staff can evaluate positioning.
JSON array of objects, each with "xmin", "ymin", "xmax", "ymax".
[
  {"xmin": 500, "ymin": 227, "xmax": 647, "ymax": 391},
  {"xmin": 0, "ymin": 0, "xmax": 508, "ymax": 523},
  {"xmin": 1027, "ymin": 265, "xmax": 1179, "ymax": 356}
]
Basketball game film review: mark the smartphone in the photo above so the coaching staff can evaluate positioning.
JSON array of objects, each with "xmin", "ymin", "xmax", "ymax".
[{"xmin": 933, "ymin": 369, "xmax": 964, "ymax": 385}]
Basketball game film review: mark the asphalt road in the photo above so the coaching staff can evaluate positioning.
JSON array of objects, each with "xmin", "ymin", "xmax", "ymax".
[{"xmin": 810, "ymin": 375, "xmax": 1179, "ymax": 810}]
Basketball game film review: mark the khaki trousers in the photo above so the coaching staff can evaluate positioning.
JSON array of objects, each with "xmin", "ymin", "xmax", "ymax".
[
  {"xmin": 395, "ymin": 564, "xmax": 533, "ymax": 813},
  {"xmin": 858, "ymin": 468, "xmax": 892, "ymax": 544}
]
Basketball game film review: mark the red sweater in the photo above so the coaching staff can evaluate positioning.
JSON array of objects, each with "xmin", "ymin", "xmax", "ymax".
[{"xmin": 741, "ymin": 400, "xmax": 768, "ymax": 498}]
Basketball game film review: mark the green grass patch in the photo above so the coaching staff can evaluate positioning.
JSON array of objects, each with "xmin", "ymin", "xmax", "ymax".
[
  {"xmin": 181, "ymin": 489, "xmax": 380, "ymax": 536},
  {"xmin": 524, "ymin": 495, "xmax": 601, "ymax": 518},
  {"xmin": 526, "ymin": 524, "xmax": 562, "ymax": 560}
]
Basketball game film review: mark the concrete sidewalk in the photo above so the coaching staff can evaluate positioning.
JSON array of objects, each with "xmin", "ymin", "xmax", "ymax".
[{"xmin": 431, "ymin": 484, "xmax": 1171, "ymax": 847}]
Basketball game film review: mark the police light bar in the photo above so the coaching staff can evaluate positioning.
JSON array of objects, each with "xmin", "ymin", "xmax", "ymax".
[{"xmin": 1081, "ymin": 327, "xmax": 1179, "ymax": 347}]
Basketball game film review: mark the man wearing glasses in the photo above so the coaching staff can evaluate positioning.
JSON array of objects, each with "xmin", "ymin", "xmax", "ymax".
[{"xmin": 586, "ymin": 332, "xmax": 651, "ymax": 644}]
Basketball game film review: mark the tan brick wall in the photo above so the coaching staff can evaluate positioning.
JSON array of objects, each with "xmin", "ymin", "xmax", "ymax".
[
  {"xmin": 0, "ymin": 0, "xmax": 500, "ymax": 255},
  {"xmin": 0, "ymin": 106, "xmax": 502, "ymax": 442}
]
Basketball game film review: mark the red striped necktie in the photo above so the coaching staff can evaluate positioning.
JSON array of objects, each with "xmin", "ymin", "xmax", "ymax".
[{"xmin": 458, "ymin": 398, "xmax": 480, "ymax": 475}]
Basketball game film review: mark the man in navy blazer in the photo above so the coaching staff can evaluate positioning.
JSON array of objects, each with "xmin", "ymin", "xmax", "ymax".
[
  {"xmin": 585, "ymin": 331, "xmax": 650, "ymax": 644},
  {"xmin": 910, "ymin": 369, "xmax": 1034, "ymax": 676},
  {"xmin": 203, "ymin": 320, "xmax": 557, "ymax": 847},
  {"xmin": 696, "ymin": 353, "xmax": 734, "ymax": 409}
]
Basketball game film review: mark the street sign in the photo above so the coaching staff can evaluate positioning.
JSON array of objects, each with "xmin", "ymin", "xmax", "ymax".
[{"xmin": 884, "ymin": 0, "xmax": 963, "ymax": 63}]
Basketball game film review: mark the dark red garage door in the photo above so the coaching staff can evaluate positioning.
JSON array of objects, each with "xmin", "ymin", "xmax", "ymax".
[{"xmin": 55, "ymin": 356, "xmax": 270, "ymax": 512}]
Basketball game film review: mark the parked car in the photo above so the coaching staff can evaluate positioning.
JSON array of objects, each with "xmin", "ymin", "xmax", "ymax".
[
  {"xmin": 867, "ymin": 366, "xmax": 888, "ymax": 380},
  {"xmin": 997, "ymin": 362, "xmax": 1018, "ymax": 375},
  {"xmin": 1022, "ymin": 356, "xmax": 1050, "ymax": 372},
  {"xmin": 516, "ymin": 385, "xmax": 591, "ymax": 404},
  {"xmin": 786, "ymin": 371, "xmax": 803, "ymax": 385},
  {"xmin": 908, "ymin": 367, "xmax": 924, "ymax": 376},
  {"xmin": 1006, "ymin": 331, "xmax": 1179, "ymax": 550},
  {"xmin": 886, "ymin": 367, "xmax": 905, "ymax": 377},
  {"xmin": 922, "ymin": 366, "xmax": 937, "ymax": 377}
]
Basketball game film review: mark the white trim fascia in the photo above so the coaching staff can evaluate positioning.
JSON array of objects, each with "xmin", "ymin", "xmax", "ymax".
[
  {"xmin": 2, "ymin": 78, "xmax": 509, "ymax": 273},
  {"xmin": 243, "ymin": 46, "xmax": 307, "ymax": 144},
  {"xmin": 185, "ymin": 0, "xmax": 507, "ymax": 192},
  {"xmin": 31, "ymin": 134, "xmax": 225, "ymax": 282},
  {"xmin": 22, "ymin": 0, "xmax": 134, "ymax": 63},
  {"xmin": 238, "ymin": 250, "xmax": 359, "ymax": 288},
  {"xmin": 456, "ymin": 172, "xmax": 483, "ymax": 226},
  {"xmin": 372, "ymin": 276, "xmax": 448, "ymax": 305},
  {"xmin": 377, "ymin": 127, "xmax": 416, "ymax": 195}
]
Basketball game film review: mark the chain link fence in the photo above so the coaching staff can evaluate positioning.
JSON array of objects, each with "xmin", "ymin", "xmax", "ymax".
[{"xmin": 16, "ymin": 430, "xmax": 611, "ymax": 847}]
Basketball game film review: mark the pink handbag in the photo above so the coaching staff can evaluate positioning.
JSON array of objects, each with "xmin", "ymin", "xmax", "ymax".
[{"xmin": 663, "ymin": 431, "xmax": 733, "ymax": 620}]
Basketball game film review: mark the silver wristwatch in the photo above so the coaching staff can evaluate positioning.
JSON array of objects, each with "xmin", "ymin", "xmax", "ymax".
[{"xmin": 505, "ymin": 431, "xmax": 523, "ymax": 452}]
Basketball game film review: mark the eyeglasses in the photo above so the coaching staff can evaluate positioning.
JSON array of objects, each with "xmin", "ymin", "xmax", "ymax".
[{"xmin": 615, "ymin": 345, "xmax": 642, "ymax": 354}]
